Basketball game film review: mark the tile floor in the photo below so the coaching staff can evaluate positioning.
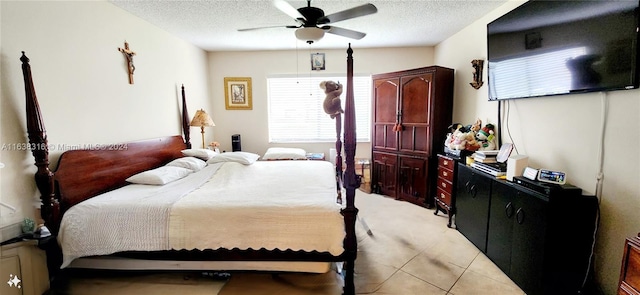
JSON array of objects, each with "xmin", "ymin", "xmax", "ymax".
[
  {"xmin": 49, "ymin": 191, "xmax": 526, "ymax": 294},
  {"xmin": 351, "ymin": 191, "xmax": 525, "ymax": 295}
]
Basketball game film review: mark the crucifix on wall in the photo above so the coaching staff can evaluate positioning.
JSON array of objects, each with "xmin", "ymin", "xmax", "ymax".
[{"xmin": 118, "ymin": 41, "xmax": 136, "ymax": 84}]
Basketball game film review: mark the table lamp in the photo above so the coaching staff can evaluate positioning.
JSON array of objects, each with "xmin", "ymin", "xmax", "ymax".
[{"xmin": 189, "ymin": 109, "xmax": 215, "ymax": 149}]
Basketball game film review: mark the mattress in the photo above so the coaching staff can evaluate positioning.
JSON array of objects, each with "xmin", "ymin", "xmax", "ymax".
[{"xmin": 57, "ymin": 160, "xmax": 345, "ymax": 268}]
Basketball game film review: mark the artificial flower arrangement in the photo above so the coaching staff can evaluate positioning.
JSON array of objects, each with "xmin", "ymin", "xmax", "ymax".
[{"xmin": 209, "ymin": 141, "xmax": 220, "ymax": 153}]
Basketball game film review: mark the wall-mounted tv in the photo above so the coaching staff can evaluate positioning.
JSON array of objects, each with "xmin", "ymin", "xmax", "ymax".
[{"xmin": 487, "ymin": 0, "xmax": 640, "ymax": 101}]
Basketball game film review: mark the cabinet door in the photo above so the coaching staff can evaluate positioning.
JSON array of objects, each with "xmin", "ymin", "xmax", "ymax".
[
  {"xmin": 455, "ymin": 164, "xmax": 492, "ymax": 252},
  {"xmin": 398, "ymin": 155, "xmax": 428, "ymax": 204},
  {"xmin": 398, "ymin": 73, "xmax": 433, "ymax": 156},
  {"xmin": 0, "ymin": 256, "xmax": 22, "ymax": 295},
  {"xmin": 372, "ymin": 151, "xmax": 397, "ymax": 198},
  {"xmin": 510, "ymin": 190, "xmax": 548, "ymax": 295},
  {"xmin": 486, "ymin": 181, "xmax": 515, "ymax": 274},
  {"xmin": 372, "ymin": 78, "xmax": 399, "ymax": 151}
]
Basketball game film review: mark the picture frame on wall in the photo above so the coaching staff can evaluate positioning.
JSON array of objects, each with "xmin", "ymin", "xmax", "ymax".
[
  {"xmin": 224, "ymin": 77, "xmax": 252, "ymax": 110},
  {"xmin": 311, "ymin": 53, "xmax": 325, "ymax": 71}
]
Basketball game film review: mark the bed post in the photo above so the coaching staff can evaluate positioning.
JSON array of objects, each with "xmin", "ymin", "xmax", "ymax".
[
  {"xmin": 181, "ymin": 84, "xmax": 192, "ymax": 149},
  {"xmin": 21, "ymin": 52, "xmax": 59, "ymax": 234},
  {"xmin": 341, "ymin": 44, "xmax": 359, "ymax": 295}
]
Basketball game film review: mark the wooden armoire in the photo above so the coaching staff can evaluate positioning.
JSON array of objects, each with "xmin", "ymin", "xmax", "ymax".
[{"xmin": 371, "ymin": 66, "xmax": 454, "ymax": 207}]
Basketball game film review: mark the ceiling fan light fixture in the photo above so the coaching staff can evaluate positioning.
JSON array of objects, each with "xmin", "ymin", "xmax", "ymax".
[{"xmin": 295, "ymin": 27, "xmax": 324, "ymax": 44}]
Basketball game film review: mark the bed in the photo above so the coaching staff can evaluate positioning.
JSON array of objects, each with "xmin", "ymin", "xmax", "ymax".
[{"xmin": 20, "ymin": 45, "xmax": 360, "ymax": 294}]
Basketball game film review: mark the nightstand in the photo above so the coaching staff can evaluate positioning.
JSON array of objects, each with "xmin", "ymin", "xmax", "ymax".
[
  {"xmin": 434, "ymin": 154, "xmax": 457, "ymax": 228},
  {"xmin": 0, "ymin": 238, "xmax": 49, "ymax": 295}
]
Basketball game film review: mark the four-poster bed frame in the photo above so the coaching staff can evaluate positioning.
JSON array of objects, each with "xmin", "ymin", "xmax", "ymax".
[{"xmin": 20, "ymin": 45, "xmax": 360, "ymax": 294}]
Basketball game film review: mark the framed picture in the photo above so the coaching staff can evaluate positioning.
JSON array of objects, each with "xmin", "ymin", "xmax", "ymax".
[
  {"xmin": 224, "ymin": 77, "xmax": 252, "ymax": 110},
  {"xmin": 525, "ymin": 32, "xmax": 542, "ymax": 50},
  {"xmin": 311, "ymin": 53, "xmax": 325, "ymax": 71}
]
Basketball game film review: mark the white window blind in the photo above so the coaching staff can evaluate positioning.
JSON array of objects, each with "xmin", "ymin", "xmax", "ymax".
[{"xmin": 267, "ymin": 75, "xmax": 371, "ymax": 143}]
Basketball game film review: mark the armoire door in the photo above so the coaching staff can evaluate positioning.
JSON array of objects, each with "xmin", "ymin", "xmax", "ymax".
[
  {"xmin": 398, "ymin": 73, "xmax": 433, "ymax": 156},
  {"xmin": 372, "ymin": 78, "xmax": 399, "ymax": 152},
  {"xmin": 372, "ymin": 151, "xmax": 397, "ymax": 198},
  {"xmin": 397, "ymin": 155, "xmax": 428, "ymax": 204}
]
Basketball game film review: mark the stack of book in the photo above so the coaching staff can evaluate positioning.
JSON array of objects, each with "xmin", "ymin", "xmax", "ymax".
[
  {"xmin": 470, "ymin": 150, "xmax": 506, "ymax": 177},
  {"xmin": 473, "ymin": 150, "xmax": 499, "ymax": 163}
]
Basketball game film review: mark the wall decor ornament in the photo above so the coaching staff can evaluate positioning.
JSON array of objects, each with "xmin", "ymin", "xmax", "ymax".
[
  {"xmin": 470, "ymin": 59, "xmax": 484, "ymax": 89},
  {"xmin": 118, "ymin": 40, "xmax": 136, "ymax": 84},
  {"xmin": 311, "ymin": 53, "xmax": 325, "ymax": 71},
  {"xmin": 224, "ymin": 77, "xmax": 252, "ymax": 110}
]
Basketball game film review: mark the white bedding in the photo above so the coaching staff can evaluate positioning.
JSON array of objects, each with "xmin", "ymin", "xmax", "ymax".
[{"xmin": 57, "ymin": 160, "xmax": 344, "ymax": 268}]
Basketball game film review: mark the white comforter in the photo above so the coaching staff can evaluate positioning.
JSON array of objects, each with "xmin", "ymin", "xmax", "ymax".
[{"xmin": 57, "ymin": 160, "xmax": 344, "ymax": 268}]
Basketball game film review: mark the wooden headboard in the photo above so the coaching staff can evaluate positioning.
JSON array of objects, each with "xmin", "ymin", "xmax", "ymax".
[
  {"xmin": 20, "ymin": 52, "xmax": 192, "ymax": 233},
  {"xmin": 53, "ymin": 136, "xmax": 186, "ymax": 214}
]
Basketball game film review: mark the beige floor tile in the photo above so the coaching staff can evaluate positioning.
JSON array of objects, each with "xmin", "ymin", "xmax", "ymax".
[
  {"xmin": 449, "ymin": 270, "xmax": 525, "ymax": 295},
  {"xmin": 371, "ymin": 270, "xmax": 447, "ymax": 295},
  {"xmin": 425, "ymin": 232, "xmax": 480, "ymax": 269},
  {"xmin": 353, "ymin": 252, "xmax": 399, "ymax": 293},
  {"xmin": 467, "ymin": 252, "xmax": 518, "ymax": 286},
  {"xmin": 401, "ymin": 250, "xmax": 466, "ymax": 291}
]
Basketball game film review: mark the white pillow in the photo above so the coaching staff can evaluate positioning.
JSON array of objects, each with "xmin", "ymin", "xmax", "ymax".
[
  {"xmin": 207, "ymin": 152, "xmax": 260, "ymax": 165},
  {"xmin": 262, "ymin": 147, "xmax": 307, "ymax": 160},
  {"xmin": 166, "ymin": 156, "xmax": 207, "ymax": 171},
  {"xmin": 126, "ymin": 166, "xmax": 192, "ymax": 185},
  {"xmin": 181, "ymin": 149, "xmax": 218, "ymax": 161}
]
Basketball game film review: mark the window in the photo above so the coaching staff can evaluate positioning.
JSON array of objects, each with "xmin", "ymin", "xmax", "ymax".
[{"xmin": 267, "ymin": 75, "xmax": 371, "ymax": 143}]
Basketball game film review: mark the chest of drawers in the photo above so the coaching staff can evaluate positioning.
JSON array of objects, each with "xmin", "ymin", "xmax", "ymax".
[
  {"xmin": 619, "ymin": 233, "xmax": 640, "ymax": 295},
  {"xmin": 434, "ymin": 154, "xmax": 456, "ymax": 227}
]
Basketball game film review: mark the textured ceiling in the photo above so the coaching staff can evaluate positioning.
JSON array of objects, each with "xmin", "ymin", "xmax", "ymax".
[{"xmin": 109, "ymin": 0, "xmax": 509, "ymax": 51}]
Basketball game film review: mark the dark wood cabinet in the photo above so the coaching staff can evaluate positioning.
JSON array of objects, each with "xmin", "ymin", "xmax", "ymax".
[
  {"xmin": 619, "ymin": 234, "xmax": 640, "ymax": 295},
  {"xmin": 455, "ymin": 163, "xmax": 492, "ymax": 252},
  {"xmin": 488, "ymin": 181, "xmax": 548, "ymax": 295},
  {"xmin": 434, "ymin": 154, "xmax": 457, "ymax": 227},
  {"xmin": 456, "ymin": 164, "xmax": 598, "ymax": 295},
  {"xmin": 371, "ymin": 66, "xmax": 454, "ymax": 207}
]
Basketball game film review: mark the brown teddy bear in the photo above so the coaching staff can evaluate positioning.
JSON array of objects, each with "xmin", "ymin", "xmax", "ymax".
[{"xmin": 320, "ymin": 80, "xmax": 344, "ymax": 119}]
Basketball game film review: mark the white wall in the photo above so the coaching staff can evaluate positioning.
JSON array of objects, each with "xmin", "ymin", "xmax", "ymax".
[
  {"xmin": 0, "ymin": 1, "xmax": 210, "ymax": 230},
  {"xmin": 207, "ymin": 47, "xmax": 435, "ymax": 158},
  {"xmin": 435, "ymin": 1, "xmax": 640, "ymax": 294}
]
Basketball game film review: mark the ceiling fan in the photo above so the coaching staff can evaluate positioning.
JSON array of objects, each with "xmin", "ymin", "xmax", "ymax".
[{"xmin": 238, "ymin": 0, "xmax": 378, "ymax": 44}]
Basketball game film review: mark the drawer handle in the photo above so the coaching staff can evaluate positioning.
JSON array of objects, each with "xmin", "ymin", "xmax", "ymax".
[
  {"xmin": 443, "ymin": 171, "xmax": 448, "ymax": 177},
  {"xmin": 441, "ymin": 182, "xmax": 447, "ymax": 188},
  {"xmin": 443, "ymin": 160, "xmax": 449, "ymax": 166},
  {"xmin": 440, "ymin": 193, "xmax": 445, "ymax": 199}
]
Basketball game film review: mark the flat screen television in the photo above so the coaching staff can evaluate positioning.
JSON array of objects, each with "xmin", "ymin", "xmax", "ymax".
[{"xmin": 487, "ymin": 0, "xmax": 640, "ymax": 101}]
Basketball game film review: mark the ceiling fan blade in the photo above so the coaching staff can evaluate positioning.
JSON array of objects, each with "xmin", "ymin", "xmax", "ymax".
[
  {"xmin": 318, "ymin": 3, "xmax": 377, "ymax": 24},
  {"xmin": 323, "ymin": 26, "xmax": 366, "ymax": 40},
  {"xmin": 273, "ymin": 0, "xmax": 306, "ymax": 22},
  {"xmin": 238, "ymin": 25, "xmax": 298, "ymax": 32}
]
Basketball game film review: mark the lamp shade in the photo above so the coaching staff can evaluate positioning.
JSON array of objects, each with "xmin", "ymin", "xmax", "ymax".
[
  {"xmin": 190, "ymin": 109, "xmax": 215, "ymax": 127},
  {"xmin": 295, "ymin": 27, "xmax": 325, "ymax": 44}
]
